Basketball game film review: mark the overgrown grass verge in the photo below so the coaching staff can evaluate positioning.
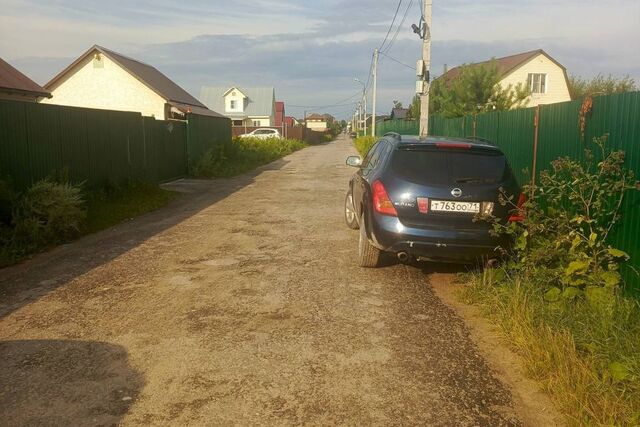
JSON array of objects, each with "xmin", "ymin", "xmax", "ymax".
[
  {"xmin": 460, "ymin": 270, "xmax": 640, "ymax": 426},
  {"xmin": 83, "ymin": 182, "xmax": 178, "ymax": 234},
  {"xmin": 0, "ymin": 180, "xmax": 177, "ymax": 267},
  {"xmin": 353, "ymin": 135, "xmax": 376, "ymax": 156},
  {"xmin": 191, "ymin": 137, "xmax": 307, "ymax": 178}
]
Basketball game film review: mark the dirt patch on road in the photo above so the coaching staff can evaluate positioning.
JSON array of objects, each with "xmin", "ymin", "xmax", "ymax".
[{"xmin": 430, "ymin": 273, "xmax": 563, "ymax": 426}]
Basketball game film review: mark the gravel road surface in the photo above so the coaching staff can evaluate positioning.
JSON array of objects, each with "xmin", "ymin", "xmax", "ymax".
[{"xmin": 0, "ymin": 135, "xmax": 542, "ymax": 426}]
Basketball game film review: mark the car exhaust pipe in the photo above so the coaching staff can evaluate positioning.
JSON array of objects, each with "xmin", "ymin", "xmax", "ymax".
[{"xmin": 397, "ymin": 251, "xmax": 410, "ymax": 263}]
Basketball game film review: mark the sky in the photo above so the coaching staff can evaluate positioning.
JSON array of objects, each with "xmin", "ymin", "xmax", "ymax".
[{"xmin": 1, "ymin": 0, "xmax": 639, "ymax": 119}]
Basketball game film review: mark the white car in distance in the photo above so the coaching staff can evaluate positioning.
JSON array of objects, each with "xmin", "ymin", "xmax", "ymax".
[{"xmin": 239, "ymin": 128, "xmax": 281, "ymax": 139}]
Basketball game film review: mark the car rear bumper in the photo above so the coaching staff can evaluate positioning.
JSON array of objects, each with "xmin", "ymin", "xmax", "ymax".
[{"xmin": 368, "ymin": 213, "xmax": 505, "ymax": 262}]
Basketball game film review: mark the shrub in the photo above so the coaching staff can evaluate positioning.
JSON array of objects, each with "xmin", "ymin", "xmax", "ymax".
[
  {"xmin": 12, "ymin": 179, "xmax": 86, "ymax": 247},
  {"xmin": 466, "ymin": 134, "xmax": 640, "ymax": 425},
  {"xmin": 353, "ymin": 136, "xmax": 376, "ymax": 156},
  {"xmin": 191, "ymin": 137, "xmax": 306, "ymax": 178}
]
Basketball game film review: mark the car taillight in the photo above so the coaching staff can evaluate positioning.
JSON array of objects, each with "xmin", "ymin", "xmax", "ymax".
[
  {"xmin": 417, "ymin": 197, "xmax": 429, "ymax": 213},
  {"xmin": 508, "ymin": 193, "xmax": 527, "ymax": 222},
  {"xmin": 372, "ymin": 180, "xmax": 397, "ymax": 216}
]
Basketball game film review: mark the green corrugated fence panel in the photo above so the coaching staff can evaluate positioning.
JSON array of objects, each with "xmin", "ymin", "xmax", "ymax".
[
  {"xmin": 186, "ymin": 113, "xmax": 232, "ymax": 167},
  {"xmin": 494, "ymin": 108, "xmax": 536, "ymax": 186},
  {"xmin": 428, "ymin": 92, "xmax": 640, "ymax": 293},
  {"xmin": 375, "ymin": 119, "xmax": 419, "ymax": 137},
  {"xmin": 0, "ymin": 99, "xmax": 194, "ymax": 190}
]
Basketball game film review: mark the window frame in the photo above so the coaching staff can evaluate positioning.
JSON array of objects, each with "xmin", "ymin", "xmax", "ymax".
[{"xmin": 527, "ymin": 73, "xmax": 547, "ymax": 94}]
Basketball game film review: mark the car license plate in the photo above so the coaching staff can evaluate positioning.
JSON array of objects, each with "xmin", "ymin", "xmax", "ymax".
[{"xmin": 430, "ymin": 200, "xmax": 480, "ymax": 213}]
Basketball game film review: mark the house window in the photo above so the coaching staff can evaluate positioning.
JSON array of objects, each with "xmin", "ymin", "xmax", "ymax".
[
  {"xmin": 528, "ymin": 73, "xmax": 547, "ymax": 93},
  {"xmin": 230, "ymin": 100, "xmax": 237, "ymax": 109},
  {"xmin": 253, "ymin": 120, "xmax": 261, "ymax": 127}
]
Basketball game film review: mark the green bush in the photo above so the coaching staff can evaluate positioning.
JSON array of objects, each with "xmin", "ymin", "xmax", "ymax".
[
  {"xmin": 191, "ymin": 137, "xmax": 307, "ymax": 178},
  {"xmin": 353, "ymin": 136, "xmax": 376, "ymax": 156},
  {"xmin": 466, "ymin": 135, "xmax": 640, "ymax": 425},
  {"xmin": 12, "ymin": 179, "xmax": 85, "ymax": 247}
]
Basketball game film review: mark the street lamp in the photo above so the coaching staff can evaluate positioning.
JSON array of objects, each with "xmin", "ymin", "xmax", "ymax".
[{"xmin": 354, "ymin": 78, "xmax": 367, "ymax": 136}]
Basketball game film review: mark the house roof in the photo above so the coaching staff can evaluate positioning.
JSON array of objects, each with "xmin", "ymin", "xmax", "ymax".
[
  {"xmin": 199, "ymin": 86, "xmax": 275, "ymax": 118},
  {"xmin": 45, "ymin": 45, "xmax": 208, "ymax": 109},
  {"xmin": 0, "ymin": 57, "xmax": 51, "ymax": 98},
  {"xmin": 391, "ymin": 108, "xmax": 408, "ymax": 119},
  {"xmin": 306, "ymin": 113, "xmax": 326, "ymax": 121},
  {"xmin": 439, "ymin": 49, "xmax": 565, "ymax": 83}
]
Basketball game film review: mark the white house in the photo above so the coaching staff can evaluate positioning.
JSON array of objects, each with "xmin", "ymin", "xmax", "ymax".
[
  {"xmin": 42, "ymin": 45, "xmax": 224, "ymax": 120},
  {"xmin": 305, "ymin": 113, "xmax": 333, "ymax": 131},
  {"xmin": 440, "ymin": 49, "xmax": 571, "ymax": 107},
  {"xmin": 199, "ymin": 86, "xmax": 276, "ymax": 127}
]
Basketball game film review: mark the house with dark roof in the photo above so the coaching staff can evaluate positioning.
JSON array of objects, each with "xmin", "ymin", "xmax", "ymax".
[
  {"xmin": 305, "ymin": 113, "xmax": 329, "ymax": 131},
  {"xmin": 0, "ymin": 57, "xmax": 51, "ymax": 102},
  {"xmin": 439, "ymin": 49, "xmax": 571, "ymax": 107},
  {"xmin": 199, "ymin": 86, "xmax": 276, "ymax": 127},
  {"xmin": 390, "ymin": 108, "xmax": 409, "ymax": 120},
  {"xmin": 42, "ymin": 45, "xmax": 224, "ymax": 120}
]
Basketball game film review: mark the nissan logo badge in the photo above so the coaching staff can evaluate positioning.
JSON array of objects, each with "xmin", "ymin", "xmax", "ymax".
[{"xmin": 451, "ymin": 188, "xmax": 462, "ymax": 198}]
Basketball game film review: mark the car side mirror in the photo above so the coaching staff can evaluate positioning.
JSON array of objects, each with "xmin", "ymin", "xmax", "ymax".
[{"xmin": 346, "ymin": 156, "xmax": 362, "ymax": 167}]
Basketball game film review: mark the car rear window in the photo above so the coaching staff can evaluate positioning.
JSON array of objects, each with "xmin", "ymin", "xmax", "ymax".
[{"xmin": 390, "ymin": 149, "xmax": 508, "ymax": 185}]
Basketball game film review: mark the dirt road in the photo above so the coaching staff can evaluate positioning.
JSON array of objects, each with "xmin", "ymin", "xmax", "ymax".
[{"xmin": 1, "ymin": 136, "xmax": 551, "ymax": 426}]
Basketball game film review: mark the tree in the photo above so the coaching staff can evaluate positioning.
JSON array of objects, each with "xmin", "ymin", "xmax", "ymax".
[
  {"xmin": 407, "ymin": 94, "xmax": 420, "ymax": 120},
  {"xmin": 568, "ymin": 74, "xmax": 637, "ymax": 100},
  {"xmin": 429, "ymin": 61, "xmax": 530, "ymax": 118}
]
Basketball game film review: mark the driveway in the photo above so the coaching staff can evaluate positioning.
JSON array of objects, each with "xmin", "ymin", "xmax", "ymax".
[{"xmin": 1, "ymin": 135, "xmax": 546, "ymax": 426}]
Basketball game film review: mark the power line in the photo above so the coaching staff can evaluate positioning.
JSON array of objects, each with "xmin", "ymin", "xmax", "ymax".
[
  {"xmin": 382, "ymin": 0, "xmax": 414, "ymax": 54},
  {"xmin": 379, "ymin": 0, "xmax": 404, "ymax": 52},
  {"xmin": 379, "ymin": 51, "xmax": 416, "ymax": 70},
  {"xmin": 288, "ymin": 91, "xmax": 362, "ymax": 109}
]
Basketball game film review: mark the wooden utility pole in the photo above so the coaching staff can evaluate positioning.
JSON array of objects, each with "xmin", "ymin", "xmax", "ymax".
[
  {"xmin": 419, "ymin": 0, "xmax": 432, "ymax": 137},
  {"xmin": 372, "ymin": 48, "xmax": 379, "ymax": 138}
]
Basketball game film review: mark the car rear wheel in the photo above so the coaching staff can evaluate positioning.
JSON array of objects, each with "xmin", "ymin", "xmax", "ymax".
[
  {"xmin": 344, "ymin": 192, "xmax": 359, "ymax": 229},
  {"xmin": 358, "ymin": 214, "xmax": 382, "ymax": 267}
]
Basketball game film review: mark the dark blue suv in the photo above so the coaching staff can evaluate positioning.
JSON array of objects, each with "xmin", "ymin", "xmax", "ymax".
[{"xmin": 344, "ymin": 133, "xmax": 520, "ymax": 267}]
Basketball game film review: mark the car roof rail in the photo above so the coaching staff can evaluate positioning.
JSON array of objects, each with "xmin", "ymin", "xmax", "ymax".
[{"xmin": 383, "ymin": 132, "xmax": 401, "ymax": 140}]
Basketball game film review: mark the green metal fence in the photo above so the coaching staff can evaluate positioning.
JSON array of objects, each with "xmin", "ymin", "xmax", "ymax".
[
  {"xmin": 0, "ymin": 100, "xmax": 232, "ymax": 190},
  {"xmin": 186, "ymin": 113, "xmax": 232, "ymax": 168},
  {"xmin": 375, "ymin": 119, "xmax": 420, "ymax": 137},
  {"xmin": 428, "ymin": 91, "xmax": 640, "ymax": 293}
]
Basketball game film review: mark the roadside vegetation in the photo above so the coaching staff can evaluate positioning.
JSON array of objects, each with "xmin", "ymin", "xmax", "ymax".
[
  {"xmin": 568, "ymin": 74, "xmax": 637, "ymax": 100},
  {"xmin": 0, "ymin": 177, "xmax": 176, "ymax": 267},
  {"xmin": 354, "ymin": 135, "xmax": 376, "ymax": 156},
  {"xmin": 191, "ymin": 136, "xmax": 306, "ymax": 178},
  {"xmin": 462, "ymin": 135, "xmax": 639, "ymax": 425}
]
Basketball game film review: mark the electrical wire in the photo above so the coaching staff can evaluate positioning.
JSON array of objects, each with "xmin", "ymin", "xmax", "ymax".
[
  {"xmin": 379, "ymin": 51, "xmax": 416, "ymax": 70},
  {"xmin": 379, "ymin": 0, "xmax": 403, "ymax": 52},
  {"xmin": 288, "ymin": 91, "xmax": 362, "ymax": 109},
  {"xmin": 382, "ymin": 0, "xmax": 414, "ymax": 54}
]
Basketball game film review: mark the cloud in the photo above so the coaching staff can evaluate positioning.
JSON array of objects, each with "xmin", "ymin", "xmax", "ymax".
[{"xmin": 1, "ymin": 0, "xmax": 638, "ymax": 119}]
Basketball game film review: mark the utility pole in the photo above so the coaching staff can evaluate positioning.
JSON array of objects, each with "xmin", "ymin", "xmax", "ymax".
[
  {"xmin": 419, "ymin": 0, "xmax": 432, "ymax": 137},
  {"xmin": 363, "ymin": 91, "xmax": 367, "ymax": 136},
  {"xmin": 372, "ymin": 48, "xmax": 379, "ymax": 138}
]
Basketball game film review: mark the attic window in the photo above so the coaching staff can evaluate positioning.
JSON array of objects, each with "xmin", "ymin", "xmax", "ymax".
[
  {"xmin": 232, "ymin": 91, "xmax": 236, "ymax": 96},
  {"xmin": 93, "ymin": 53, "xmax": 104, "ymax": 69},
  {"xmin": 528, "ymin": 73, "xmax": 546, "ymax": 93}
]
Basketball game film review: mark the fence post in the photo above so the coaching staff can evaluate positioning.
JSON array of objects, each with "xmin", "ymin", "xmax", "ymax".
[
  {"xmin": 473, "ymin": 114, "xmax": 477, "ymax": 138},
  {"xmin": 531, "ymin": 105, "xmax": 540, "ymax": 194}
]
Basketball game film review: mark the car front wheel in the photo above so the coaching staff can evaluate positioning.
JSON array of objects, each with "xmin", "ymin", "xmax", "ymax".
[{"xmin": 358, "ymin": 214, "xmax": 382, "ymax": 267}]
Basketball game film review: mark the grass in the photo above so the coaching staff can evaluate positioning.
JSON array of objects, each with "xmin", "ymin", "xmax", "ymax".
[
  {"xmin": 353, "ymin": 135, "xmax": 376, "ymax": 156},
  {"xmin": 460, "ymin": 269, "xmax": 640, "ymax": 426},
  {"xmin": 191, "ymin": 137, "xmax": 307, "ymax": 178},
  {"xmin": 83, "ymin": 182, "xmax": 178, "ymax": 234},
  {"xmin": 0, "ymin": 181, "xmax": 177, "ymax": 267}
]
